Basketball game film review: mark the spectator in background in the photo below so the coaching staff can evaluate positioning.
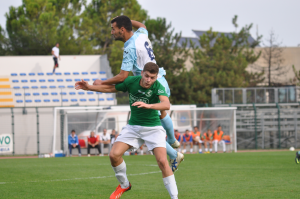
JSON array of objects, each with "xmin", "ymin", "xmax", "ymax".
[
  {"xmin": 68, "ymin": 129, "xmax": 81, "ymax": 157},
  {"xmin": 110, "ymin": 129, "xmax": 118, "ymax": 145},
  {"xmin": 100, "ymin": 128, "xmax": 111, "ymax": 155},
  {"xmin": 182, "ymin": 129, "xmax": 193, "ymax": 154},
  {"xmin": 213, "ymin": 125, "xmax": 226, "ymax": 153},
  {"xmin": 51, "ymin": 43, "xmax": 60, "ymax": 74},
  {"xmin": 87, "ymin": 131, "xmax": 101, "ymax": 157},
  {"xmin": 203, "ymin": 129, "xmax": 213, "ymax": 153},
  {"xmin": 174, "ymin": 130, "xmax": 182, "ymax": 152},
  {"xmin": 191, "ymin": 126, "xmax": 203, "ymax": 154}
]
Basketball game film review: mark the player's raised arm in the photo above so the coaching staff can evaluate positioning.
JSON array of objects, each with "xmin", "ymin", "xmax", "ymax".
[
  {"xmin": 132, "ymin": 95, "xmax": 170, "ymax": 111},
  {"xmin": 75, "ymin": 79, "xmax": 118, "ymax": 93},
  {"xmin": 131, "ymin": 20, "xmax": 146, "ymax": 29},
  {"xmin": 95, "ymin": 70, "xmax": 130, "ymax": 86}
]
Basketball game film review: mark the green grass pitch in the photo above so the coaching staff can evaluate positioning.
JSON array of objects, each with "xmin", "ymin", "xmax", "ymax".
[{"xmin": 0, "ymin": 151, "xmax": 299, "ymax": 198}]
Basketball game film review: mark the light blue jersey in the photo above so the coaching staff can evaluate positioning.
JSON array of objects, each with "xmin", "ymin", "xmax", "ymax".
[{"xmin": 121, "ymin": 28, "xmax": 170, "ymax": 96}]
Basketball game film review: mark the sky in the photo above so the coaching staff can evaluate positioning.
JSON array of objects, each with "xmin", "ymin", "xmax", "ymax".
[{"xmin": 1, "ymin": 0, "xmax": 299, "ymax": 47}]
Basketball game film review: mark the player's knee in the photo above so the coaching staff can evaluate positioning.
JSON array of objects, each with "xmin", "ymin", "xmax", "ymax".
[
  {"xmin": 109, "ymin": 150, "xmax": 122, "ymax": 163},
  {"xmin": 156, "ymin": 157, "xmax": 168, "ymax": 169}
]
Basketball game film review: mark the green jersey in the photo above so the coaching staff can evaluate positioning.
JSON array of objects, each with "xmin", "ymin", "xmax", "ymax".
[{"xmin": 115, "ymin": 76, "xmax": 168, "ymax": 127}]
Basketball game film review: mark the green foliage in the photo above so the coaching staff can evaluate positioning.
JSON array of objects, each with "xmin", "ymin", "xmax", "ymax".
[
  {"xmin": 188, "ymin": 16, "xmax": 263, "ymax": 104},
  {"xmin": 5, "ymin": 0, "xmax": 88, "ymax": 55},
  {"xmin": 0, "ymin": 25, "xmax": 10, "ymax": 55},
  {"xmin": 80, "ymin": 0, "xmax": 147, "ymax": 54},
  {"xmin": 291, "ymin": 65, "xmax": 300, "ymax": 86},
  {"xmin": 145, "ymin": 17, "xmax": 190, "ymax": 104}
]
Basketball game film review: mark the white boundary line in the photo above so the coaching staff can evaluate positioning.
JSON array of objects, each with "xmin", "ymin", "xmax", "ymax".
[{"xmin": 0, "ymin": 171, "xmax": 161, "ymax": 185}]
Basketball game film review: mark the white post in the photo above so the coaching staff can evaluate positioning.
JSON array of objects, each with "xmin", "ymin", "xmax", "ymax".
[
  {"xmin": 52, "ymin": 107, "xmax": 57, "ymax": 155},
  {"xmin": 233, "ymin": 109, "xmax": 237, "ymax": 152},
  {"xmin": 65, "ymin": 112, "xmax": 68, "ymax": 155}
]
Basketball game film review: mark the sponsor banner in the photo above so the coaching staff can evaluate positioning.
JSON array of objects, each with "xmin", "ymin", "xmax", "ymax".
[{"xmin": 0, "ymin": 134, "xmax": 13, "ymax": 153}]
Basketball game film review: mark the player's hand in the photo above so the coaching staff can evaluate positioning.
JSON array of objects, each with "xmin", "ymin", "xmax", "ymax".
[
  {"xmin": 93, "ymin": 79, "xmax": 103, "ymax": 85},
  {"xmin": 132, "ymin": 101, "xmax": 151, "ymax": 109},
  {"xmin": 75, "ymin": 79, "xmax": 90, "ymax": 90}
]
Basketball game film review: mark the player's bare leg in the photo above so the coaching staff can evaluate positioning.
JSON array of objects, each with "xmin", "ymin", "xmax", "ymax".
[
  {"xmin": 189, "ymin": 142, "xmax": 193, "ymax": 153},
  {"xmin": 109, "ymin": 142, "xmax": 132, "ymax": 199},
  {"xmin": 153, "ymin": 147, "xmax": 178, "ymax": 199},
  {"xmin": 204, "ymin": 141, "xmax": 209, "ymax": 153},
  {"xmin": 160, "ymin": 110, "xmax": 180, "ymax": 148}
]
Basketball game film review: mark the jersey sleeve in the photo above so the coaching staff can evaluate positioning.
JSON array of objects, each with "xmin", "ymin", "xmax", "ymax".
[
  {"xmin": 121, "ymin": 48, "xmax": 136, "ymax": 72},
  {"xmin": 156, "ymin": 82, "xmax": 169, "ymax": 97},
  {"xmin": 136, "ymin": 27, "xmax": 148, "ymax": 36},
  {"xmin": 115, "ymin": 77, "xmax": 133, "ymax": 92}
]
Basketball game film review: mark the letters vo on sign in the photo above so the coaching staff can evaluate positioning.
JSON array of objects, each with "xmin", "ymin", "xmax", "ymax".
[{"xmin": 0, "ymin": 134, "xmax": 13, "ymax": 153}]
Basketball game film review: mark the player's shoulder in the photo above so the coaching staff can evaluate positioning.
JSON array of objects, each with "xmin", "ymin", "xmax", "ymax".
[
  {"xmin": 135, "ymin": 27, "xmax": 148, "ymax": 35},
  {"xmin": 123, "ymin": 43, "xmax": 137, "ymax": 58},
  {"xmin": 124, "ymin": 76, "xmax": 140, "ymax": 83}
]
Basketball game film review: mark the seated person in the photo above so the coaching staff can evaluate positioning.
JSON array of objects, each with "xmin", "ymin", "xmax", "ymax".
[
  {"xmin": 182, "ymin": 129, "xmax": 193, "ymax": 154},
  {"xmin": 68, "ymin": 129, "xmax": 81, "ymax": 157},
  {"xmin": 174, "ymin": 130, "xmax": 182, "ymax": 152},
  {"xmin": 203, "ymin": 129, "xmax": 213, "ymax": 153},
  {"xmin": 87, "ymin": 131, "xmax": 101, "ymax": 157},
  {"xmin": 213, "ymin": 125, "xmax": 226, "ymax": 153},
  {"xmin": 191, "ymin": 126, "xmax": 203, "ymax": 154},
  {"xmin": 110, "ymin": 129, "xmax": 118, "ymax": 145},
  {"xmin": 99, "ymin": 128, "xmax": 111, "ymax": 155}
]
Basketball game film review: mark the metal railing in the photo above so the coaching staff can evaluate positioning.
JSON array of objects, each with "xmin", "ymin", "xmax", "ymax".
[{"xmin": 212, "ymin": 86, "xmax": 300, "ymax": 105}]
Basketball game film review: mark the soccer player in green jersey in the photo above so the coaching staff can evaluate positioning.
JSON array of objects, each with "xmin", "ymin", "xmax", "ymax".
[{"xmin": 75, "ymin": 62, "xmax": 178, "ymax": 199}]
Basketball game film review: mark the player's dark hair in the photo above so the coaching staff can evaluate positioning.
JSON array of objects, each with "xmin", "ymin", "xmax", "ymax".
[
  {"xmin": 111, "ymin": 15, "xmax": 132, "ymax": 32},
  {"xmin": 218, "ymin": 125, "xmax": 221, "ymax": 128},
  {"xmin": 143, "ymin": 62, "xmax": 159, "ymax": 74},
  {"xmin": 71, "ymin": 129, "xmax": 75, "ymax": 133},
  {"xmin": 194, "ymin": 126, "xmax": 198, "ymax": 129}
]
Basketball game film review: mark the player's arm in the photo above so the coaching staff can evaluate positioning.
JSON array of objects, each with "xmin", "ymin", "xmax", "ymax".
[
  {"xmin": 132, "ymin": 95, "xmax": 170, "ymax": 111},
  {"xmin": 131, "ymin": 20, "xmax": 146, "ymax": 29},
  {"xmin": 75, "ymin": 80, "xmax": 118, "ymax": 93},
  {"xmin": 97, "ymin": 70, "xmax": 130, "ymax": 85},
  {"xmin": 103, "ymin": 139, "xmax": 111, "ymax": 144},
  {"xmin": 51, "ymin": 50, "xmax": 56, "ymax": 58}
]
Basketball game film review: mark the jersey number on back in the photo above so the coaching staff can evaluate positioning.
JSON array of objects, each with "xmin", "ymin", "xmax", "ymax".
[{"xmin": 144, "ymin": 41, "xmax": 155, "ymax": 61}]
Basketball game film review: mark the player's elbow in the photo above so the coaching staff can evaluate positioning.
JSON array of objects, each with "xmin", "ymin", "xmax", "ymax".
[
  {"xmin": 164, "ymin": 102, "xmax": 170, "ymax": 110},
  {"xmin": 119, "ymin": 75, "xmax": 127, "ymax": 82}
]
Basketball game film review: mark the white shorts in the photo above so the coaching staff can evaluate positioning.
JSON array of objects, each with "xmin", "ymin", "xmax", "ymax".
[{"xmin": 115, "ymin": 124, "xmax": 167, "ymax": 152}]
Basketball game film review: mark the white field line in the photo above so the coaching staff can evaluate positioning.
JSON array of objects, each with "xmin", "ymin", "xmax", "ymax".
[{"xmin": 0, "ymin": 171, "xmax": 161, "ymax": 185}]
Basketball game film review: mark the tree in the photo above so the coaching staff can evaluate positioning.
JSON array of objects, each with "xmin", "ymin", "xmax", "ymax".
[
  {"xmin": 0, "ymin": 25, "xmax": 11, "ymax": 55},
  {"xmin": 5, "ymin": 0, "xmax": 87, "ymax": 55},
  {"xmin": 188, "ymin": 16, "xmax": 263, "ymax": 104},
  {"xmin": 145, "ymin": 17, "xmax": 190, "ymax": 104},
  {"xmin": 261, "ymin": 30, "xmax": 288, "ymax": 86},
  {"xmin": 79, "ymin": 0, "xmax": 147, "ymax": 54},
  {"xmin": 291, "ymin": 65, "xmax": 300, "ymax": 86}
]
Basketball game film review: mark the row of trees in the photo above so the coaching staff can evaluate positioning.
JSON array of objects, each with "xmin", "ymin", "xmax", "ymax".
[{"xmin": 0, "ymin": 0, "xmax": 298, "ymax": 104}]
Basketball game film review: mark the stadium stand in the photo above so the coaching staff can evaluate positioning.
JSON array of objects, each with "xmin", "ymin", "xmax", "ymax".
[{"xmin": 0, "ymin": 55, "xmax": 116, "ymax": 107}]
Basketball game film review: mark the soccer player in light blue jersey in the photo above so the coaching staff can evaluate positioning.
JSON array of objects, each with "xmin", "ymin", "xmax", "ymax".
[{"xmin": 93, "ymin": 15, "xmax": 183, "ymax": 171}]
